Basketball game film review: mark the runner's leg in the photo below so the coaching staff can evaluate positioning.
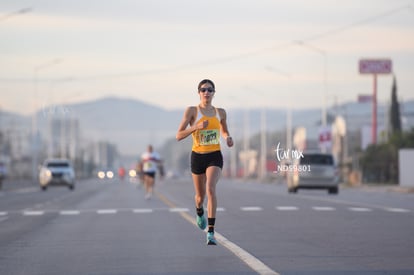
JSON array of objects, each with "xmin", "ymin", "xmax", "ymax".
[
  {"xmin": 192, "ymin": 173, "xmax": 206, "ymax": 209},
  {"xmin": 205, "ymin": 166, "xmax": 221, "ymax": 218}
]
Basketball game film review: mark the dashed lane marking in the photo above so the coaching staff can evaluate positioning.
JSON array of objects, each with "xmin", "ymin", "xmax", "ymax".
[
  {"xmin": 0, "ymin": 206, "xmax": 411, "ymax": 217},
  {"xmin": 291, "ymin": 193, "xmax": 411, "ymax": 214},
  {"xmin": 23, "ymin": 211, "xmax": 44, "ymax": 216},
  {"xmin": 349, "ymin": 207, "xmax": 372, "ymax": 212},
  {"xmin": 60, "ymin": 210, "xmax": 81, "ymax": 215},
  {"xmin": 97, "ymin": 209, "xmax": 118, "ymax": 214},
  {"xmin": 385, "ymin": 208, "xmax": 411, "ymax": 213},
  {"xmin": 13, "ymin": 187, "xmax": 39, "ymax": 194},
  {"xmin": 133, "ymin": 208, "xmax": 153, "ymax": 213},
  {"xmin": 241, "ymin": 206, "xmax": 263, "ymax": 211},
  {"xmin": 312, "ymin": 206, "xmax": 336, "ymax": 211},
  {"xmin": 276, "ymin": 206, "xmax": 299, "ymax": 211}
]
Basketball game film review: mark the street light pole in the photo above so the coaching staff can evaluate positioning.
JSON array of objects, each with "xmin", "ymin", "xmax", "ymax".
[
  {"xmin": 243, "ymin": 86, "xmax": 269, "ymax": 180},
  {"xmin": 294, "ymin": 41, "xmax": 327, "ymax": 127},
  {"xmin": 265, "ymin": 66, "xmax": 293, "ymax": 153},
  {"xmin": 294, "ymin": 41, "xmax": 329, "ymax": 153},
  {"xmin": 31, "ymin": 58, "xmax": 62, "ymax": 182},
  {"xmin": 243, "ymin": 108, "xmax": 250, "ymax": 178},
  {"xmin": 260, "ymin": 107, "xmax": 266, "ymax": 180},
  {"xmin": 229, "ymin": 111, "xmax": 237, "ymax": 178}
]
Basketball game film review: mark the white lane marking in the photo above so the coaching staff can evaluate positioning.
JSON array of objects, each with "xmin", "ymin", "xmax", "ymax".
[
  {"xmin": 155, "ymin": 191, "xmax": 280, "ymax": 275},
  {"xmin": 385, "ymin": 208, "xmax": 411, "ymax": 213},
  {"xmin": 312, "ymin": 206, "xmax": 336, "ymax": 211},
  {"xmin": 23, "ymin": 211, "xmax": 44, "ymax": 216},
  {"xmin": 215, "ymin": 232, "xmax": 280, "ymax": 275},
  {"xmin": 97, "ymin": 209, "xmax": 117, "ymax": 214},
  {"xmin": 241, "ymin": 206, "xmax": 263, "ymax": 211},
  {"xmin": 276, "ymin": 206, "xmax": 299, "ymax": 211},
  {"xmin": 171, "ymin": 207, "xmax": 278, "ymax": 274},
  {"xmin": 133, "ymin": 209, "xmax": 153, "ymax": 213},
  {"xmin": 349, "ymin": 207, "xmax": 372, "ymax": 212},
  {"xmin": 60, "ymin": 210, "xmax": 80, "ymax": 215},
  {"xmin": 0, "ymin": 211, "xmax": 8, "ymax": 216},
  {"xmin": 10, "ymin": 205, "xmax": 411, "ymax": 217},
  {"xmin": 291, "ymin": 192, "xmax": 408, "ymax": 214},
  {"xmin": 14, "ymin": 187, "xmax": 38, "ymax": 194},
  {"xmin": 169, "ymin": 207, "xmax": 189, "ymax": 212}
]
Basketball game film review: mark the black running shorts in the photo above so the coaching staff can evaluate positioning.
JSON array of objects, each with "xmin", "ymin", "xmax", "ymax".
[
  {"xmin": 191, "ymin": 151, "xmax": 223, "ymax": 175},
  {"xmin": 143, "ymin": 172, "xmax": 156, "ymax": 178}
]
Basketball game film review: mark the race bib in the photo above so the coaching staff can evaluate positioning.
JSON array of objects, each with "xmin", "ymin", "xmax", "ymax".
[
  {"xmin": 143, "ymin": 162, "xmax": 153, "ymax": 170},
  {"xmin": 199, "ymin": 129, "xmax": 220, "ymax": 145}
]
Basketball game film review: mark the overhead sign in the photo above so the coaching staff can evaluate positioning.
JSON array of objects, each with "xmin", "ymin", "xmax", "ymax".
[{"xmin": 359, "ymin": 59, "xmax": 392, "ymax": 74}]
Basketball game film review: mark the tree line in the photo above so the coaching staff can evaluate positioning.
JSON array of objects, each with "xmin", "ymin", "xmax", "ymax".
[{"xmin": 360, "ymin": 76, "xmax": 414, "ymax": 184}]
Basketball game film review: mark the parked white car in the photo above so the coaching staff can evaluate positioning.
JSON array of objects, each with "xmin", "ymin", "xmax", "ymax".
[{"xmin": 39, "ymin": 158, "xmax": 75, "ymax": 191}]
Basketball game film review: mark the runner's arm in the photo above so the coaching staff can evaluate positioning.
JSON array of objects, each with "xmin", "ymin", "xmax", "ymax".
[
  {"xmin": 219, "ymin": 108, "xmax": 234, "ymax": 147},
  {"xmin": 176, "ymin": 107, "xmax": 207, "ymax": 141}
]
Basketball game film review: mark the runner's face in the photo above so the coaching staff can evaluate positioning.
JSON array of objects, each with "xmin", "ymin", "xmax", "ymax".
[{"xmin": 198, "ymin": 83, "xmax": 215, "ymax": 103}]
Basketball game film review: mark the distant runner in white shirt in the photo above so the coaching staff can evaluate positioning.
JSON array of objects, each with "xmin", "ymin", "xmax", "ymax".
[{"xmin": 140, "ymin": 145, "xmax": 162, "ymax": 200}]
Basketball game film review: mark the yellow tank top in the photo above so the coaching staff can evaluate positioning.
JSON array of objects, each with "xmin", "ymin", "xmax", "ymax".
[{"xmin": 191, "ymin": 106, "xmax": 221, "ymax": 153}]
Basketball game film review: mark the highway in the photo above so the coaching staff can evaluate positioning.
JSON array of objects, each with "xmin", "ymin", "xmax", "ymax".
[{"xmin": 0, "ymin": 177, "xmax": 413, "ymax": 275}]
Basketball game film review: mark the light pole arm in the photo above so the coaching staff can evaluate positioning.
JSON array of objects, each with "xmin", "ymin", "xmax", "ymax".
[{"xmin": 0, "ymin": 7, "xmax": 32, "ymax": 22}]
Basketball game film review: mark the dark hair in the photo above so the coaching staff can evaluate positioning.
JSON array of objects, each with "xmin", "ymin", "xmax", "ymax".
[{"xmin": 198, "ymin": 79, "xmax": 215, "ymax": 91}]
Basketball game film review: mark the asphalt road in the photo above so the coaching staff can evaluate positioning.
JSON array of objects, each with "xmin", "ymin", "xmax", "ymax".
[{"xmin": 0, "ymin": 177, "xmax": 413, "ymax": 275}]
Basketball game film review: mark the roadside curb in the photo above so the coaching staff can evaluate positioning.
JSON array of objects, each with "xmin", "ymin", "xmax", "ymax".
[
  {"xmin": 0, "ymin": 179, "xmax": 37, "ymax": 192},
  {"xmin": 342, "ymin": 183, "xmax": 414, "ymax": 194}
]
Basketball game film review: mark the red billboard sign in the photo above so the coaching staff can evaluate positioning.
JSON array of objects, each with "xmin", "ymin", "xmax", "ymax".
[{"xmin": 359, "ymin": 59, "xmax": 392, "ymax": 74}]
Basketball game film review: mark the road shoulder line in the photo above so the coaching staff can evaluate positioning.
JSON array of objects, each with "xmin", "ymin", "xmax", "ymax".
[{"xmin": 156, "ymin": 191, "xmax": 280, "ymax": 275}]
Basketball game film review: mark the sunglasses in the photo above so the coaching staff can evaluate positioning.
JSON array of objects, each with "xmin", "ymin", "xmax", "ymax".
[{"xmin": 199, "ymin": 88, "xmax": 215, "ymax": 93}]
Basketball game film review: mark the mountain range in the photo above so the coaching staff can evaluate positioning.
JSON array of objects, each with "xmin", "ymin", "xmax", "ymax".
[{"xmin": 1, "ymin": 96, "xmax": 413, "ymax": 157}]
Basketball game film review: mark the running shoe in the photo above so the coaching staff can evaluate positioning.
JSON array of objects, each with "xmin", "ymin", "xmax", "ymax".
[
  {"xmin": 206, "ymin": 232, "xmax": 217, "ymax": 245},
  {"xmin": 196, "ymin": 214, "xmax": 206, "ymax": 230}
]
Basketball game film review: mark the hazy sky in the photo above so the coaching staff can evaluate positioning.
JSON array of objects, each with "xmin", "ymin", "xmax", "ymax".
[{"xmin": 1, "ymin": 0, "xmax": 413, "ymax": 115}]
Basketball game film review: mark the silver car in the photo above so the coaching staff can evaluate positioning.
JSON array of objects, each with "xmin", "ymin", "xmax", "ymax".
[
  {"xmin": 39, "ymin": 158, "xmax": 75, "ymax": 191},
  {"xmin": 287, "ymin": 152, "xmax": 339, "ymax": 194}
]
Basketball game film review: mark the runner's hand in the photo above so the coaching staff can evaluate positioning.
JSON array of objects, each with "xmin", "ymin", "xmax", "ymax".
[
  {"xmin": 196, "ymin": 120, "xmax": 208, "ymax": 130},
  {"xmin": 226, "ymin": 136, "xmax": 234, "ymax": 147}
]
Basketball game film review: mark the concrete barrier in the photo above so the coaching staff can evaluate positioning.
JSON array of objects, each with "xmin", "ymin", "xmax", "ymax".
[{"xmin": 399, "ymin": 149, "xmax": 414, "ymax": 187}]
